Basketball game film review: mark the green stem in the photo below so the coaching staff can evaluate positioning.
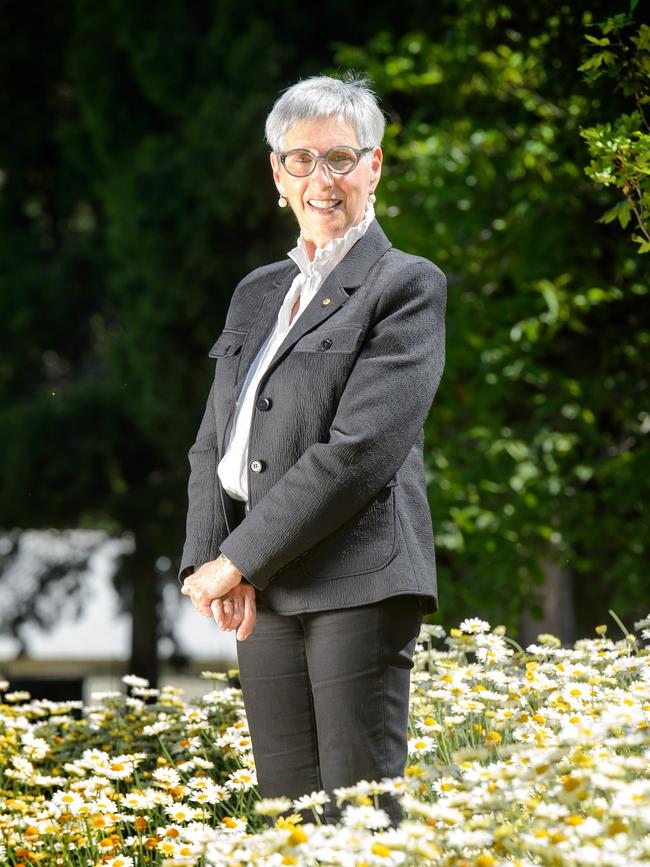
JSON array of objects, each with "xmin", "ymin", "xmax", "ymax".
[
  {"xmin": 502, "ymin": 634, "xmax": 526, "ymax": 655},
  {"xmin": 608, "ymin": 609, "xmax": 632, "ymax": 640}
]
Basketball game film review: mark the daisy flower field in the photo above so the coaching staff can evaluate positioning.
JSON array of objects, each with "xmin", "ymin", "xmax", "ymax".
[{"xmin": 1, "ymin": 613, "xmax": 649, "ymax": 865}]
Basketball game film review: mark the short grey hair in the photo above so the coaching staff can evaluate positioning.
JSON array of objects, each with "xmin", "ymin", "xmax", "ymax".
[{"xmin": 265, "ymin": 73, "xmax": 386, "ymax": 152}]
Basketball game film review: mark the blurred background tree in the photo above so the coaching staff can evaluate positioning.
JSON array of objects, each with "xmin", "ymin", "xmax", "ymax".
[
  {"xmin": 0, "ymin": 0, "xmax": 646, "ymax": 683},
  {"xmin": 0, "ymin": 0, "xmax": 446, "ymax": 683}
]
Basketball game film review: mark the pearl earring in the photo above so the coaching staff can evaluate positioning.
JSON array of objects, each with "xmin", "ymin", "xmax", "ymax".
[
  {"xmin": 368, "ymin": 192, "xmax": 376, "ymax": 204},
  {"xmin": 278, "ymin": 195, "xmax": 288, "ymax": 208}
]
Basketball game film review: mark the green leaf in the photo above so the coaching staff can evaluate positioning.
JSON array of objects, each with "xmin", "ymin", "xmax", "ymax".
[
  {"xmin": 598, "ymin": 201, "xmax": 627, "ymax": 224},
  {"xmin": 578, "ymin": 53, "xmax": 605, "ymax": 72},
  {"xmin": 619, "ymin": 200, "xmax": 632, "ymax": 229}
]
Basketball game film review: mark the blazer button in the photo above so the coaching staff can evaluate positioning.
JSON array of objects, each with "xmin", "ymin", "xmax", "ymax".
[
  {"xmin": 319, "ymin": 338, "xmax": 332, "ymax": 350},
  {"xmin": 256, "ymin": 396, "xmax": 272, "ymax": 411},
  {"xmin": 250, "ymin": 459, "xmax": 265, "ymax": 473}
]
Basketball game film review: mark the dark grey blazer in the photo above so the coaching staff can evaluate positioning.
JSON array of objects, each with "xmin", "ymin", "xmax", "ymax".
[{"xmin": 179, "ymin": 219, "xmax": 446, "ymax": 615}]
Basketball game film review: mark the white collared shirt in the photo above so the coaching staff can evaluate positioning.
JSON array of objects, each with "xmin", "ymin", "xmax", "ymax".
[{"xmin": 217, "ymin": 203, "xmax": 375, "ymax": 502}]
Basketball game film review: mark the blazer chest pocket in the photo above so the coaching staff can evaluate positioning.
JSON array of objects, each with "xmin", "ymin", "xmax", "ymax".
[
  {"xmin": 209, "ymin": 329, "xmax": 246, "ymax": 358},
  {"xmin": 209, "ymin": 329, "xmax": 246, "ymax": 386},
  {"xmin": 301, "ymin": 479, "xmax": 398, "ymax": 580}
]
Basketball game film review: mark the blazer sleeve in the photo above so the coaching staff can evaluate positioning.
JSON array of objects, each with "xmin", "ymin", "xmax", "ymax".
[
  {"xmin": 177, "ymin": 377, "xmax": 229, "ymax": 584},
  {"xmin": 219, "ymin": 258, "xmax": 447, "ymax": 591}
]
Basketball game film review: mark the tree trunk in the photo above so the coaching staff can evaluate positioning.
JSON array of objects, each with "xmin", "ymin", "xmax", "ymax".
[
  {"xmin": 518, "ymin": 554, "xmax": 575, "ymax": 649},
  {"xmin": 127, "ymin": 544, "xmax": 160, "ymax": 688}
]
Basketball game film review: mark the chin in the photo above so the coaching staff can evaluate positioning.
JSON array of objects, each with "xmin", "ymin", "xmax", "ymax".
[
  {"xmin": 318, "ymin": 231, "xmax": 343, "ymax": 247},
  {"xmin": 318, "ymin": 218, "xmax": 346, "ymax": 236}
]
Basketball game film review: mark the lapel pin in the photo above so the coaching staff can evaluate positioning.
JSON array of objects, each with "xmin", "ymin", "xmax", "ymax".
[{"xmin": 322, "ymin": 298, "xmax": 331, "ymax": 306}]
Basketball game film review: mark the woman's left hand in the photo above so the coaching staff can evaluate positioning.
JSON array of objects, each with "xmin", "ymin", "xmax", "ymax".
[
  {"xmin": 211, "ymin": 582, "xmax": 257, "ymax": 640},
  {"xmin": 181, "ymin": 554, "xmax": 244, "ymax": 617}
]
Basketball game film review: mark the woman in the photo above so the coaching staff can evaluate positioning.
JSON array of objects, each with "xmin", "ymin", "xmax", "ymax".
[{"xmin": 180, "ymin": 74, "xmax": 446, "ymax": 827}]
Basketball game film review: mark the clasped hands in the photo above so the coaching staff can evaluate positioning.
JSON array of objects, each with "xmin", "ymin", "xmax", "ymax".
[{"xmin": 180, "ymin": 553, "xmax": 257, "ymax": 640}]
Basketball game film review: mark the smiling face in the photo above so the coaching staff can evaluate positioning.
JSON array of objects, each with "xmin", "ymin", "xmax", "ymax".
[{"xmin": 271, "ymin": 115, "xmax": 382, "ymax": 259}]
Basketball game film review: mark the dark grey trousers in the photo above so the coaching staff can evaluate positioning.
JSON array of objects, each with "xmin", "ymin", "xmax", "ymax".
[{"xmin": 230, "ymin": 498, "xmax": 423, "ymax": 827}]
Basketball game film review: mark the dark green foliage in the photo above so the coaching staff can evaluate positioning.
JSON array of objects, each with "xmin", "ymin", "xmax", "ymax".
[
  {"xmin": 579, "ymin": 17, "xmax": 650, "ymax": 252},
  {"xmin": 335, "ymin": 0, "xmax": 648, "ymax": 633}
]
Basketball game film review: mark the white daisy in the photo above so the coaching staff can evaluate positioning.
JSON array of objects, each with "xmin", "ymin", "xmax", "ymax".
[
  {"xmin": 254, "ymin": 796, "xmax": 292, "ymax": 815},
  {"xmin": 224, "ymin": 768, "xmax": 257, "ymax": 791},
  {"xmin": 458, "ymin": 617, "xmax": 491, "ymax": 634},
  {"xmin": 341, "ymin": 804, "xmax": 392, "ymax": 829},
  {"xmin": 104, "ymin": 857, "xmax": 134, "ymax": 867},
  {"xmin": 407, "ymin": 735, "xmax": 437, "ymax": 755},
  {"xmin": 50, "ymin": 790, "xmax": 86, "ymax": 815},
  {"xmin": 165, "ymin": 803, "xmax": 202, "ymax": 823},
  {"xmin": 122, "ymin": 674, "xmax": 150, "ymax": 688},
  {"xmin": 292, "ymin": 790, "xmax": 330, "ymax": 814},
  {"xmin": 152, "ymin": 767, "xmax": 181, "ymax": 788}
]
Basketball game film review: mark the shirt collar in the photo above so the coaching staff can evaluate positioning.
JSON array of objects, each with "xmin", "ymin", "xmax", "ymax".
[{"xmin": 287, "ymin": 203, "xmax": 376, "ymax": 278}]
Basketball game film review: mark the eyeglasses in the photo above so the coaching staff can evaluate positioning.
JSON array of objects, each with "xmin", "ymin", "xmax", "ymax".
[{"xmin": 278, "ymin": 145, "xmax": 373, "ymax": 177}]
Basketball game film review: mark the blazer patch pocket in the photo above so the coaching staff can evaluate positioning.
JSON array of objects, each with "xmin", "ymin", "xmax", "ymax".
[
  {"xmin": 209, "ymin": 329, "xmax": 246, "ymax": 358},
  {"xmin": 301, "ymin": 479, "xmax": 398, "ymax": 581},
  {"xmin": 293, "ymin": 326, "xmax": 364, "ymax": 354}
]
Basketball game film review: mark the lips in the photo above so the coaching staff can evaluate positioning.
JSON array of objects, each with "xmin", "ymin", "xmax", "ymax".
[{"xmin": 307, "ymin": 199, "xmax": 342, "ymax": 210}]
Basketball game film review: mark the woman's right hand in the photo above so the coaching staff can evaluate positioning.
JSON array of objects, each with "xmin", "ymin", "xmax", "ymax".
[{"xmin": 211, "ymin": 582, "xmax": 257, "ymax": 640}]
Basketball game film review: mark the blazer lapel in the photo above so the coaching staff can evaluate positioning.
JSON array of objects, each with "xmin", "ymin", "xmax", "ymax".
[
  {"xmin": 229, "ymin": 218, "xmax": 392, "ymax": 417},
  {"xmin": 214, "ymin": 263, "xmax": 293, "ymax": 458},
  {"xmin": 264, "ymin": 219, "xmax": 392, "ymax": 375},
  {"xmin": 234, "ymin": 264, "xmax": 296, "ymax": 398}
]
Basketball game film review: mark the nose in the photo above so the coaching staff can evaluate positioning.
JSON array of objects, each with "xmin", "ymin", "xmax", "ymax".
[{"xmin": 311, "ymin": 158, "xmax": 334, "ymax": 186}]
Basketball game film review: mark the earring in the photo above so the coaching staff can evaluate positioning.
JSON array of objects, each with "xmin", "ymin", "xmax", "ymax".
[
  {"xmin": 368, "ymin": 192, "xmax": 376, "ymax": 205},
  {"xmin": 278, "ymin": 195, "xmax": 288, "ymax": 208}
]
